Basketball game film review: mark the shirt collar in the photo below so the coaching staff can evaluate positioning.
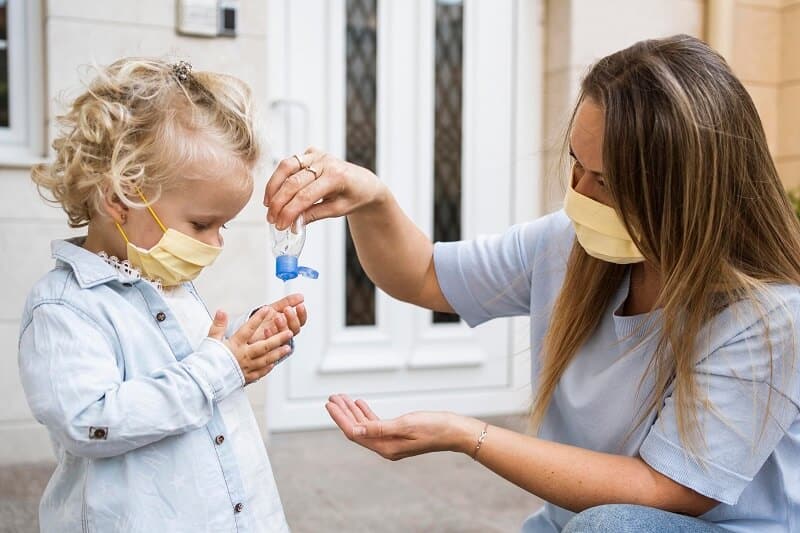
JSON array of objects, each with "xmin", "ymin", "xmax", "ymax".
[{"xmin": 51, "ymin": 237, "xmax": 127, "ymax": 289}]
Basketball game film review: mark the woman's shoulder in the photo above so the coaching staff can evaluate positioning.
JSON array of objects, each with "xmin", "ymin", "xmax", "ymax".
[
  {"xmin": 517, "ymin": 208, "xmax": 572, "ymax": 242},
  {"xmin": 709, "ymin": 283, "xmax": 800, "ymax": 350},
  {"xmin": 513, "ymin": 209, "xmax": 574, "ymax": 266}
]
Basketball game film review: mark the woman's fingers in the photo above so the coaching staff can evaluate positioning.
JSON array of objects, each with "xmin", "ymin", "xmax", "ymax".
[
  {"xmin": 355, "ymin": 399, "xmax": 380, "ymax": 421},
  {"xmin": 303, "ymin": 197, "xmax": 351, "ymax": 224},
  {"xmin": 326, "ymin": 400, "xmax": 357, "ymax": 434},
  {"xmin": 267, "ymin": 169, "xmax": 318, "ymax": 224},
  {"xmin": 352, "ymin": 420, "xmax": 389, "ymax": 438},
  {"xmin": 343, "ymin": 396, "xmax": 368, "ymax": 424},
  {"xmin": 264, "ymin": 152, "xmax": 310, "ymax": 207},
  {"xmin": 328, "ymin": 395, "xmax": 358, "ymax": 423},
  {"xmin": 272, "ymin": 172, "xmax": 335, "ymax": 229},
  {"xmin": 265, "ymin": 147, "xmax": 324, "ymax": 219}
]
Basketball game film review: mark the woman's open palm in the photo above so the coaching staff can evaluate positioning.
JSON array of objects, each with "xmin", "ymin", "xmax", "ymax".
[{"xmin": 325, "ymin": 394, "xmax": 472, "ymax": 460}]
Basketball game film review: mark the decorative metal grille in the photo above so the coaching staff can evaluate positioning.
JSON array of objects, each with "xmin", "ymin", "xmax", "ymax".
[
  {"xmin": 345, "ymin": 0, "xmax": 377, "ymax": 326},
  {"xmin": 433, "ymin": 0, "xmax": 463, "ymax": 324}
]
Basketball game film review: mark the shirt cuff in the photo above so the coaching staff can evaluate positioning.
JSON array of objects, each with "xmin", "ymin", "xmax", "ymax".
[
  {"xmin": 184, "ymin": 337, "xmax": 246, "ymax": 401},
  {"xmin": 639, "ymin": 429, "xmax": 751, "ymax": 505}
]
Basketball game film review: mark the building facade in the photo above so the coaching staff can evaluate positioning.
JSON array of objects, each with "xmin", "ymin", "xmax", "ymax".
[{"xmin": 0, "ymin": 0, "xmax": 797, "ymax": 465}]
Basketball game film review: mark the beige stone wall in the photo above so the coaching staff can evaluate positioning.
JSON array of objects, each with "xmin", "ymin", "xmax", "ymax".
[
  {"xmin": 720, "ymin": 0, "xmax": 799, "ymax": 187},
  {"xmin": 778, "ymin": 0, "xmax": 800, "ymax": 187},
  {"xmin": 0, "ymin": 0, "xmax": 272, "ymax": 464}
]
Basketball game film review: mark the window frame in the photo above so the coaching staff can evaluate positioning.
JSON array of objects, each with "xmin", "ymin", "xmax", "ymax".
[{"xmin": 0, "ymin": 0, "xmax": 44, "ymax": 166}]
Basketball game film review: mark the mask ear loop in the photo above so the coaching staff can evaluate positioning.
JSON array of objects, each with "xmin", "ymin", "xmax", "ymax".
[
  {"xmin": 135, "ymin": 188, "xmax": 168, "ymax": 233},
  {"xmin": 114, "ymin": 188, "xmax": 168, "ymax": 244},
  {"xmin": 115, "ymin": 222, "xmax": 131, "ymax": 244}
]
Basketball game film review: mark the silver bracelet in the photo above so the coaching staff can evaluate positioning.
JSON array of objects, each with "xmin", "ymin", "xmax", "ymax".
[{"xmin": 472, "ymin": 422, "xmax": 489, "ymax": 460}]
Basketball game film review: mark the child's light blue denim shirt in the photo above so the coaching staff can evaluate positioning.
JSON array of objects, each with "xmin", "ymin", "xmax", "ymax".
[{"xmin": 18, "ymin": 238, "xmax": 289, "ymax": 532}]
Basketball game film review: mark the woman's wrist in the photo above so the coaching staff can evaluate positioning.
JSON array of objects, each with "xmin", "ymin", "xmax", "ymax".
[
  {"xmin": 358, "ymin": 180, "xmax": 391, "ymax": 216},
  {"xmin": 451, "ymin": 415, "xmax": 489, "ymax": 456}
]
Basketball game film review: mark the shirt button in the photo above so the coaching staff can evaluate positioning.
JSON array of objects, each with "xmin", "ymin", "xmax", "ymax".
[
  {"xmin": 155, "ymin": 311, "xmax": 167, "ymax": 322},
  {"xmin": 215, "ymin": 435, "xmax": 225, "ymax": 445},
  {"xmin": 234, "ymin": 503, "xmax": 244, "ymax": 513}
]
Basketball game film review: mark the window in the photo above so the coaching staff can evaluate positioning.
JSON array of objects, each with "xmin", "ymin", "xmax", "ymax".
[
  {"xmin": 344, "ymin": 0, "xmax": 378, "ymax": 327},
  {"xmin": 0, "ymin": 0, "xmax": 44, "ymax": 163},
  {"xmin": 432, "ymin": 0, "xmax": 463, "ymax": 324}
]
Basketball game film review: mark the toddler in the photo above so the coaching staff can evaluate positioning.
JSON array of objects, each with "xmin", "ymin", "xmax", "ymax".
[{"xmin": 19, "ymin": 58, "xmax": 303, "ymax": 532}]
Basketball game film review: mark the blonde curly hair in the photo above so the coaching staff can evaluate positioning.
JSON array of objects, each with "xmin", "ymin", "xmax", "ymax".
[{"xmin": 32, "ymin": 57, "xmax": 261, "ymax": 227}]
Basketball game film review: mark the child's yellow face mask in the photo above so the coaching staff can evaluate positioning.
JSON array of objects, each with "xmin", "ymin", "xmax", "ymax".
[
  {"xmin": 564, "ymin": 182, "xmax": 644, "ymax": 265},
  {"xmin": 115, "ymin": 190, "xmax": 222, "ymax": 286}
]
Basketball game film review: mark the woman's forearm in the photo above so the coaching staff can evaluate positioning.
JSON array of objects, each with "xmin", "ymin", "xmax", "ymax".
[
  {"xmin": 347, "ymin": 185, "xmax": 452, "ymax": 312},
  {"xmin": 456, "ymin": 419, "xmax": 718, "ymax": 516}
]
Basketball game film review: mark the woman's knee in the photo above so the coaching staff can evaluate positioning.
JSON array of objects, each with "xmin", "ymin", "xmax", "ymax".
[
  {"xmin": 562, "ymin": 504, "xmax": 721, "ymax": 533},
  {"xmin": 562, "ymin": 504, "xmax": 639, "ymax": 533}
]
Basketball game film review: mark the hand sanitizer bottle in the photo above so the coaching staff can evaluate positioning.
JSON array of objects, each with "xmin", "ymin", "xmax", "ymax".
[{"xmin": 270, "ymin": 214, "xmax": 319, "ymax": 281}]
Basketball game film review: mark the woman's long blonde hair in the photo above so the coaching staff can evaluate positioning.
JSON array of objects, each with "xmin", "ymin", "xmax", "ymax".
[
  {"xmin": 532, "ymin": 35, "xmax": 800, "ymax": 451},
  {"xmin": 32, "ymin": 57, "xmax": 260, "ymax": 227}
]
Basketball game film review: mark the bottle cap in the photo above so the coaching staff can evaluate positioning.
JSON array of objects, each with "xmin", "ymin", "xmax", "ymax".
[{"xmin": 275, "ymin": 255, "xmax": 319, "ymax": 281}]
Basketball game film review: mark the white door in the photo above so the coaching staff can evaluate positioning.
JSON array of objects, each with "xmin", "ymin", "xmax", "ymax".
[{"xmin": 264, "ymin": 0, "xmax": 542, "ymax": 431}]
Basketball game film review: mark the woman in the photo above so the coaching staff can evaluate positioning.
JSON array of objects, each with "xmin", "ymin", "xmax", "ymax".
[{"xmin": 264, "ymin": 35, "xmax": 800, "ymax": 532}]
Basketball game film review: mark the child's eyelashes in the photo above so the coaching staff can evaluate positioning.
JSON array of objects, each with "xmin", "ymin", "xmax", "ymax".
[{"xmin": 191, "ymin": 222, "xmax": 229, "ymax": 231}]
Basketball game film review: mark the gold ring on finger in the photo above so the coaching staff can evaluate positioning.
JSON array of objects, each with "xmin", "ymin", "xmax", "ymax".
[
  {"xmin": 292, "ymin": 154, "xmax": 305, "ymax": 170},
  {"xmin": 306, "ymin": 165, "xmax": 321, "ymax": 179}
]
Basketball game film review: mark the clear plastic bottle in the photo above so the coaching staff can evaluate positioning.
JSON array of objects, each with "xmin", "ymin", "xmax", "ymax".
[{"xmin": 270, "ymin": 214, "xmax": 319, "ymax": 281}]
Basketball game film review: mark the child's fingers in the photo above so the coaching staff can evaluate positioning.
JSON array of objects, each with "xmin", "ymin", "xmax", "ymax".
[
  {"xmin": 250, "ymin": 343, "xmax": 293, "ymax": 367},
  {"xmin": 245, "ymin": 363, "xmax": 276, "ymax": 384},
  {"xmin": 232, "ymin": 307, "xmax": 270, "ymax": 344},
  {"xmin": 248, "ymin": 313, "xmax": 285, "ymax": 344},
  {"xmin": 295, "ymin": 303, "xmax": 308, "ymax": 327},
  {"xmin": 247, "ymin": 330, "xmax": 293, "ymax": 357},
  {"xmin": 267, "ymin": 293, "xmax": 305, "ymax": 312},
  {"xmin": 207, "ymin": 310, "xmax": 228, "ymax": 340},
  {"xmin": 254, "ymin": 363, "xmax": 276, "ymax": 382},
  {"xmin": 283, "ymin": 306, "xmax": 302, "ymax": 335}
]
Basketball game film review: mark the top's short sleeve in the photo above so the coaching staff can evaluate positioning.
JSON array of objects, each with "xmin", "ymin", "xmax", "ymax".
[
  {"xmin": 640, "ymin": 290, "xmax": 800, "ymax": 504},
  {"xmin": 433, "ymin": 210, "xmax": 570, "ymax": 327}
]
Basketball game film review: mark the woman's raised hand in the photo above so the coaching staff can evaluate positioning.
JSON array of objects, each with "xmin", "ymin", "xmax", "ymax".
[
  {"xmin": 325, "ymin": 394, "xmax": 482, "ymax": 460},
  {"xmin": 264, "ymin": 147, "xmax": 386, "ymax": 230}
]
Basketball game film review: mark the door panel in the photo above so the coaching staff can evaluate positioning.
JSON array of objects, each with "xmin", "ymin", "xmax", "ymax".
[{"xmin": 265, "ymin": 0, "xmax": 535, "ymax": 430}]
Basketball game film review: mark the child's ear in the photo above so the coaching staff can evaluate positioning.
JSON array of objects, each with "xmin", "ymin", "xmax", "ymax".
[{"xmin": 100, "ymin": 187, "xmax": 129, "ymax": 225}]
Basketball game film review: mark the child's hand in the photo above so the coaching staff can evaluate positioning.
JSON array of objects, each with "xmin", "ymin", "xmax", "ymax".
[
  {"xmin": 208, "ymin": 308, "xmax": 293, "ymax": 384},
  {"xmin": 249, "ymin": 293, "xmax": 308, "ymax": 343}
]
